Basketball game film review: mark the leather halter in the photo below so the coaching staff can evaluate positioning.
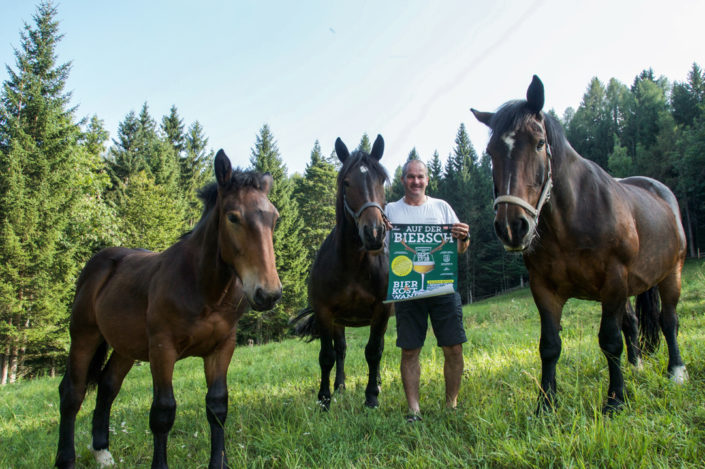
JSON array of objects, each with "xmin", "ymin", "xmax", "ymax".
[
  {"xmin": 493, "ymin": 143, "xmax": 553, "ymax": 221},
  {"xmin": 343, "ymin": 192, "xmax": 388, "ymax": 226}
]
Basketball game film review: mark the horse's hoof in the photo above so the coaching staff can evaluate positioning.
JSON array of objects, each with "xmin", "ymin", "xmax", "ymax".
[
  {"xmin": 317, "ymin": 398, "xmax": 331, "ymax": 411},
  {"xmin": 602, "ymin": 396, "xmax": 624, "ymax": 415},
  {"xmin": 535, "ymin": 397, "xmax": 555, "ymax": 416},
  {"xmin": 208, "ymin": 457, "xmax": 230, "ymax": 469},
  {"xmin": 630, "ymin": 357, "xmax": 644, "ymax": 371},
  {"xmin": 89, "ymin": 445, "xmax": 115, "ymax": 468},
  {"xmin": 364, "ymin": 399, "xmax": 379, "ymax": 409},
  {"xmin": 670, "ymin": 365, "xmax": 688, "ymax": 384}
]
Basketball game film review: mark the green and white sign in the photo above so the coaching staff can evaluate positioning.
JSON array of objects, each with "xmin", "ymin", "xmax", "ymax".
[{"xmin": 385, "ymin": 224, "xmax": 457, "ymax": 303}]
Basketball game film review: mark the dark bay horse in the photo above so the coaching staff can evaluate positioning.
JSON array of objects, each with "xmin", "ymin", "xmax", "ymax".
[
  {"xmin": 471, "ymin": 75, "xmax": 687, "ymax": 413},
  {"xmin": 292, "ymin": 135, "xmax": 392, "ymax": 410},
  {"xmin": 56, "ymin": 150, "xmax": 282, "ymax": 469}
]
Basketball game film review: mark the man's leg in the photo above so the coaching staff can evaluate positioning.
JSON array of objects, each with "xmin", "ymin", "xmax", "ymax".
[
  {"xmin": 441, "ymin": 344, "xmax": 463, "ymax": 408},
  {"xmin": 400, "ymin": 347, "xmax": 422, "ymax": 415}
]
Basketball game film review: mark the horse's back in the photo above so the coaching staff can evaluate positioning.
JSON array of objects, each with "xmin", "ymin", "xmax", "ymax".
[
  {"xmin": 619, "ymin": 176, "xmax": 684, "ymax": 228},
  {"xmin": 618, "ymin": 176, "xmax": 686, "ymax": 251}
]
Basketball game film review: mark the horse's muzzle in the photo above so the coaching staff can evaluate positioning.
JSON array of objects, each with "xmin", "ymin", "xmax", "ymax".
[
  {"xmin": 361, "ymin": 224, "xmax": 386, "ymax": 252},
  {"xmin": 494, "ymin": 212, "xmax": 533, "ymax": 251},
  {"xmin": 251, "ymin": 286, "xmax": 282, "ymax": 311}
]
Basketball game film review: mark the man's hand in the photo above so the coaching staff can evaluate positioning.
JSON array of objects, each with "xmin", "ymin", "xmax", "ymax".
[
  {"xmin": 451, "ymin": 222, "xmax": 470, "ymax": 254},
  {"xmin": 451, "ymin": 223, "xmax": 470, "ymax": 242}
]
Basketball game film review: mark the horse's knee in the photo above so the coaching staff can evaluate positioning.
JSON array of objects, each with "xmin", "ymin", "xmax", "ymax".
[
  {"xmin": 149, "ymin": 394, "xmax": 176, "ymax": 434},
  {"xmin": 539, "ymin": 337, "xmax": 561, "ymax": 362},
  {"xmin": 364, "ymin": 342, "xmax": 383, "ymax": 363},
  {"xmin": 205, "ymin": 386, "xmax": 228, "ymax": 425},
  {"xmin": 319, "ymin": 347, "xmax": 335, "ymax": 369},
  {"xmin": 598, "ymin": 329, "xmax": 623, "ymax": 357}
]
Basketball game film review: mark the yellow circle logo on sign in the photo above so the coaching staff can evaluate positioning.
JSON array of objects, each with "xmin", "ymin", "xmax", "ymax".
[{"xmin": 391, "ymin": 255, "xmax": 413, "ymax": 276}]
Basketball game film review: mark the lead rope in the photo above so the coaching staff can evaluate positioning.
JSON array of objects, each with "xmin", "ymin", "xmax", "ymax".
[{"xmin": 216, "ymin": 277, "xmax": 234, "ymax": 307}]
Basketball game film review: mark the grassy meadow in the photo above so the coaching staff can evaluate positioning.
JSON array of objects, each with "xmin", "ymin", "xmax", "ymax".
[{"xmin": 1, "ymin": 260, "xmax": 704, "ymax": 468}]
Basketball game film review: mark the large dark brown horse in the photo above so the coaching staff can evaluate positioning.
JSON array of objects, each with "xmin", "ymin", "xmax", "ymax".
[
  {"xmin": 471, "ymin": 76, "xmax": 687, "ymax": 413},
  {"xmin": 292, "ymin": 135, "xmax": 392, "ymax": 410},
  {"xmin": 55, "ymin": 150, "xmax": 282, "ymax": 469}
]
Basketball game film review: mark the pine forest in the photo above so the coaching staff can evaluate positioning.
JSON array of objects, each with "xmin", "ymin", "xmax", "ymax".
[{"xmin": 2, "ymin": 3, "xmax": 705, "ymax": 383}]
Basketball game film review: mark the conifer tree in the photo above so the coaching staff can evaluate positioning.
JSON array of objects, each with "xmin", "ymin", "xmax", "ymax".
[
  {"xmin": 386, "ymin": 165, "xmax": 404, "ymax": 202},
  {"xmin": 181, "ymin": 121, "xmax": 214, "ymax": 225},
  {"xmin": 0, "ymin": 2, "xmax": 87, "ymax": 381},
  {"xmin": 69, "ymin": 115, "xmax": 120, "ymax": 261},
  {"xmin": 427, "ymin": 150, "xmax": 443, "ymax": 197},
  {"xmin": 161, "ymin": 105, "xmax": 186, "ymax": 155},
  {"xmin": 245, "ymin": 124, "xmax": 308, "ymax": 343},
  {"xmin": 293, "ymin": 140, "xmax": 337, "ymax": 270},
  {"xmin": 106, "ymin": 105, "xmax": 187, "ymax": 250},
  {"xmin": 357, "ymin": 133, "xmax": 372, "ymax": 153}
]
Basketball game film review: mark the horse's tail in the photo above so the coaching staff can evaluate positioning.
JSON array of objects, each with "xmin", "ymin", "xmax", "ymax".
[
  {"xmin": 86, "ymin": 341, "xmax": 109, "ymax": 388},
  {"xmin": 289, "ymin": 306, "xmax": 319, "ymax": 342},
  {"xmin": 637, "ymin": 286, "xmax": 661, "ymax": 354}
]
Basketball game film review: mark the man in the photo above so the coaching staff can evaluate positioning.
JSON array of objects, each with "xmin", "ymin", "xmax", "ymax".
[{"xmin": 385, "ymin": 159, "xmax": 470, "ymax": 422}]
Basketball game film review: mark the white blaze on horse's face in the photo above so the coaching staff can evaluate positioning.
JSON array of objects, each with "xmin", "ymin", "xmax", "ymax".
[
  {"xmin": 359, "ymin": 165, "xmax": 368, "ymax": 174},
  {"xmin": 502, "ymin": 131, "xmax": 516, "ymax": 155}
]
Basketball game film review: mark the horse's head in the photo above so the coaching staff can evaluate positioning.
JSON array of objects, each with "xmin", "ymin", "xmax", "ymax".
[
  {"xmin": 335, "ymin": 135, "xmax": 389, "ymax": 253},
  {"xmin": 471, "ymin": 75, "xmax": 554, "ymax": 252},
  {"xmin": 214, "ymin": 150, "xmax": 282, "ymax": 311}
]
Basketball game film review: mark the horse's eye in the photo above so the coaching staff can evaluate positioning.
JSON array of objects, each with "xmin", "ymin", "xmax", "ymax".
[
  {"xmin": 537, "ymin": 139, "xmax": 545, "ymax": 151},
  {"xmin": 227, "ymin": 213, "xmax": 241, "ymax": 224}
]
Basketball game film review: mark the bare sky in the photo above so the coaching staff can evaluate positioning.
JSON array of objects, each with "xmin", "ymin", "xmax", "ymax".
[{"xmin": 2, "ymin": 0, "xmax": 703, "ymax": 176}]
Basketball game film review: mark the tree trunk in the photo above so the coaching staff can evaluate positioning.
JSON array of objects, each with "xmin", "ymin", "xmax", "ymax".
[
  {"xmin": 1, "ymin": 353, "xmax": 7, "ymax": 385},
  {"xmin": 256, "ymin": 316, "xmax": 263, "ymax": 345},
  {"xmin": 9, "ymin": 345, "xmax": 18, "ymax": 383}
]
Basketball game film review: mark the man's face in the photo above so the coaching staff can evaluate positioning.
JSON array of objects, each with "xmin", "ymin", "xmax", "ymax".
[{"xmin": 402, "ymin": 161, "xmax": 428, "ymax": 198}]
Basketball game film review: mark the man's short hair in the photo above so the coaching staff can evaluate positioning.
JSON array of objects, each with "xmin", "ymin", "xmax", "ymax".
[{"xmin": 401, "ymin": 159, "xmax": 428, "ymax": 178}]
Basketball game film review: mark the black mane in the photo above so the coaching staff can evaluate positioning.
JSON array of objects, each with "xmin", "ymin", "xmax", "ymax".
[{"xmin": 489, "ymin": 100, "xmax": 566, "ymax": 158}]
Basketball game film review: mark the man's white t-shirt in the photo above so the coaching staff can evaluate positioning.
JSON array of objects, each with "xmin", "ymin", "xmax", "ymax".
[{"xmin": 385, "ymin": 196, "xmax": 460, "ymax": 225}]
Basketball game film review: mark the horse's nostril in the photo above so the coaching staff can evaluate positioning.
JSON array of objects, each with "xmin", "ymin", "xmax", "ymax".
[
  {"xmin": 253, "ymin": 287, "xmax": 282, "ymax": 310},
  {"xmin": 512, "ymin": 216, "xmax": 530, "ymax": 240}
]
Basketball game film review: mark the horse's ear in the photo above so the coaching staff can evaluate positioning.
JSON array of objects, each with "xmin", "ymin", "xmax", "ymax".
[
  {"xmin": 526, "ymin": 75, "xmax": 545, "ymax": 114},
  {"xmin": 215, "ymin": 149, "xmax": 232, "ymax": 188},
  {"xmin": 370, "ymin": 134, "xmax": 384, "ymax": 161},
  {"xmin": 261, "ymin": 172, "xmax": 274, "ymax": 195},
  {"xmin": 471, "ymin": 108, "xmax": 494, "ymax": 127},
  {"xmin": 335, "ymin": 137, "xmax": 350, "ymax": 164}
]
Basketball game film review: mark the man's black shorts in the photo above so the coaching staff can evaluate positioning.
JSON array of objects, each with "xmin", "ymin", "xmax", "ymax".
[{"xmin": 395, "ymin": 292, "xmax": 466, "ymax": 349}]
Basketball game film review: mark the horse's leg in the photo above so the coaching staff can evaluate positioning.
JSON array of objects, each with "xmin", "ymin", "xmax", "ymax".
[
  {"xmin": 333, "ymin": 325, "xmax": 347, "ymax": 392},
  {"xmin": 363, "ymin": 312, "xmax": 389, "ymax": 408},
  {"xmin": 148, "ymin": 341, "xmax": 177, "ymax": 469},
  {"xmin": 621, "ymin": 299, "xmax": 642, "ymax": 368},
  {"xmin": 599, "ymin": 299, "xmax": 627, "ymax": 413},
  {"xmin": 658, "ymin": 271, "xmax": 688, "ymax": 383},
  {"xmin": 531, "ymin": 282, "xmax": 564, "ymax": 414},
  {"xmin": 55, "ymin": 329, "xmax": 104, "ymax": 469},
  {"xmin": 318, "ymin": 326, "xmax": 335, "ymax": 410},
  {"xmin": 203, "ymin": 334, "xmax": 237, "ymax": 469},
  {"xmin": 90, "ymin": 352, "xmax": 134, "ymax": 465}
]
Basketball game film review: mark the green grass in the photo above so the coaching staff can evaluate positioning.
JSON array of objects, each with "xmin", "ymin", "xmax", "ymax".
[{"xmin": 2, "ymin": 260, "xmax": 705, "ymax": 468}]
